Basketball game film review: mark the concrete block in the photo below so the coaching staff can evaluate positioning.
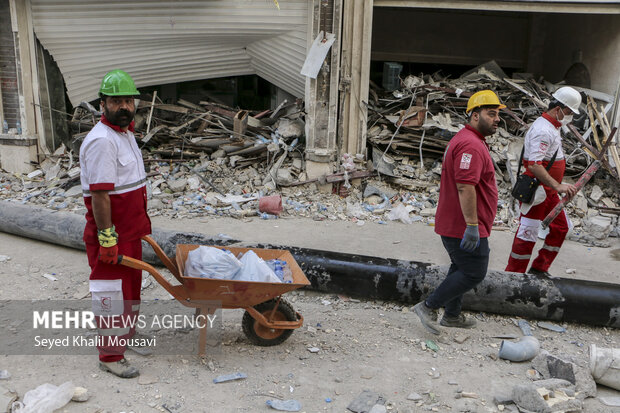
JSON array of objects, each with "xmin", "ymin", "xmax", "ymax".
[
  {"xmin": 512, "ymin": 378, "xmax": 581, "ymax": 413},
  {"xmin": 167, "ymin": 178, "xmax": 187, "ymax": 193},
  {"xmin": 305, "ymin": 160, "xmax": 333, "ymax": 193},
  {"xmin": 532, "ymin": 350, "xmax": 596, "ymax": 398},
  {"xmin": 0, "ymin": 135, "xmax": 38, "ymax": 174},
  {"xmin": 276, "ymin": 118, "xmax": 305, "ymax": 139},
  {"xmin": 583, "ymin": 215, "xmax": 613, "ymax": 240},
  {"xmin": 589, "ymin": 185, "xmax": 603, "ymax": 202}
]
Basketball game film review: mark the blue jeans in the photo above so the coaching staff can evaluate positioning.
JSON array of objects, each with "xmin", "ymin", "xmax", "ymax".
[{"xmin": 426, "ymin": 236, "xmax": 490, "ymax": 318}]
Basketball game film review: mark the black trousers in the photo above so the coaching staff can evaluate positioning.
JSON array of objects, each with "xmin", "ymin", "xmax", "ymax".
[{"xmin": 426, "ymin": 236, "xmax": 490, "ymax": 318}]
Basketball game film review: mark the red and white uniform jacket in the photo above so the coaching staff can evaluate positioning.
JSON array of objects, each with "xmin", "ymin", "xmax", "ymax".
[
  {"xmin": 522, "ymin": 113, "xmax": 566, "ymax": 192},
  {"xmin": 79, "ymin": 115, "xmax": 151, "ymax": 245}
]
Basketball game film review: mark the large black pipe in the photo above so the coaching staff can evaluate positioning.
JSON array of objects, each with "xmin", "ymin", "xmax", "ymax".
[
  {"xmin": 0, "ymin": 201, "xmax": 237, "ymax": 259},
  {"xmin": 0, "ymin": 201, "xmax": 618, "ymax": 328},
  {"xmin": 270, "ymin": 246, "xmax": 620, "ymax": 328}
]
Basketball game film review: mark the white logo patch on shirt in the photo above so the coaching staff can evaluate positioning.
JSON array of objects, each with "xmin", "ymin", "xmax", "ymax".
[{"xmin": 460, "ymin": 153, "xmax": 472, "ymax": 169}]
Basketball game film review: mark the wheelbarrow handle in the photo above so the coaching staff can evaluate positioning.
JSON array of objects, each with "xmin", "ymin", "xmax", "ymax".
[
  {"xmin": 117, "ymin": 254, "xmax": 183, "ymax": 302},
  {"xmin": 140, "ymin": 235, "xmax": 183, "ymax": 282}
]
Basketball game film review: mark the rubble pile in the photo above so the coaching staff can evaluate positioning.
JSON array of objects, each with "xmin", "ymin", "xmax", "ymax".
[
  {"xmin": 70, "ymin": 97, "xmax": 306, "ymax": 168},
  {"xmin": 1, "ymin": 63, "xmax": 619, "ymax": 244},
  {"xmin": 366, "ymin": 61, "xmax": 620, "ymax": 244}
]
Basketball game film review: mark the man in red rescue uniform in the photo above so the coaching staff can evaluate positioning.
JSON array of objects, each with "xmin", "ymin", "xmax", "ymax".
[
  {"xmin": 414, "ymin": 90, "xmax": 502, "ymax": 335},
  {"xmin": 505, "ymin": 87, "xmax": 580, "ymax": 277},
  {"xmin": 80, "ymin": 69, "xmax": 151, "ymax": 378}
]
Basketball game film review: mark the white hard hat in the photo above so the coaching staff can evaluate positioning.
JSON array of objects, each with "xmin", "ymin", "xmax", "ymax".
[{"xmin": 552, "ymin": 86, "xmax": 581, "ymax": 115}]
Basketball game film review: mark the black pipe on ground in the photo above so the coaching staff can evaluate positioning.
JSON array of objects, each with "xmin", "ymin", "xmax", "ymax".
[
  {"xmin": 1, "ymin": 201, "xmax": 618, "ymax": 328},
  {"xmin": 265, "ymin": 245, "xmax": 619, "ymax": 328}
]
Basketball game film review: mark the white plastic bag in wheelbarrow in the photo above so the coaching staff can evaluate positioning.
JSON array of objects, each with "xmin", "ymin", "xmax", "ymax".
[
  {"xmin": 235, "ymin": 250, "xmax": 281, "ymax": 283},
  {"xmin": 184, "ymin": 246, "xmax": 242, "ymax": 279}
]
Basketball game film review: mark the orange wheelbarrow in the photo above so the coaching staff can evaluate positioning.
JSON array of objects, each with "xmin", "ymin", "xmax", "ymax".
[{"xmin": 119, "ymin": 235, "xmax": 310, "ymax": 355}]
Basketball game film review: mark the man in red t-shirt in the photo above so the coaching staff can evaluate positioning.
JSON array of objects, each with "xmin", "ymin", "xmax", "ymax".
[{"xmin": 414, "ymin": 90, "xmax": 502, "ymax": 335}]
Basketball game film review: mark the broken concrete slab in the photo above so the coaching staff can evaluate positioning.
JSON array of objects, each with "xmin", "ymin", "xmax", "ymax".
[
  {"xmin": 512, "ymin": 378, "xmax": 581, "ymax": 413},
  {"xmin": 599, "ymin": 396, "xmax": 620, "ymax": 407},
  {"xmin": 531, "ymin": 350, "xmax": 596, "ymax": 398},
  {"xmin": 64, "ymin": 185, "xmax": 83, "ymax": 198},
  {"xmin": 583, "ymin": 215, "xmax": 613, "ymax": 240},
  {"xmin": 368, "ymin": 405, "xmax": 386, "ymax": 413},
  {"xmin": 347, "ymin": 390, "xmax": 385, "ymax": 413},
  {"xmin": 167, "ymin": 178, "xmax": 188, "ymax": 193},
  {"xmin": 276, "ymin": 118, "xmax": 305, "ymax": 139},
  {"xmin": 589, "ymin": 185, "xmax": 604, "ymax": 202}
]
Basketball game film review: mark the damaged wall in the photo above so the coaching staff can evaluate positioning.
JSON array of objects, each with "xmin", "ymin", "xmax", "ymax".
[
  {"xmin": 541, "ymin": 13, "xmax": 620, "ymax": 95},
  {"xmin": 0, "ymin": 0, "xmax": 19, "ymax": 129},
  {"xmin": 29, "ymin": 0, "xmax": 308, "ymax": 106},
  {"xmin": 371, "ymin": 7, "xmax": 620, "ymax": 96},
  {"xmin": 371, "ymin": 8, "xmax": 529, "ymax": 68}
]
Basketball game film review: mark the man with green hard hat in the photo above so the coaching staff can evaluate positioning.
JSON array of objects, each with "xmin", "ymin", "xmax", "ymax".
[{"xmin": 79, "ymin": 69, "xmax": 151, "ymax": 378}]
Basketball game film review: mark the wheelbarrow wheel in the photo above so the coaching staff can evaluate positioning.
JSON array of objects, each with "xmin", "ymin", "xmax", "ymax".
[{"xmin": 242, "ymin": 298, "xmax": 297, "ymax": 346}]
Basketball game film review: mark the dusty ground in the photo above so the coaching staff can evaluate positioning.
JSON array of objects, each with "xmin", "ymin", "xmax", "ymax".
[{"xmin": 0, "ymin": 217, "xmax": 619, "ymax": 413}]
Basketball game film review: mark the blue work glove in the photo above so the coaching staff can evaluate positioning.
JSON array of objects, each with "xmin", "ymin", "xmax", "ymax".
[{"xmin": 460, "ymin": 224, "xmax": 480, "ymax": 252}]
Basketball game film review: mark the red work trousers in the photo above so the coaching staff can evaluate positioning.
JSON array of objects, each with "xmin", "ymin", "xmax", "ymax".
[
  {"xmin": 505, "ymin": 188, "xmax": 569, "ymax": 274},
  {"xmin": 86, "ymin": 240, "xmax": 142, "ymax": 362}
]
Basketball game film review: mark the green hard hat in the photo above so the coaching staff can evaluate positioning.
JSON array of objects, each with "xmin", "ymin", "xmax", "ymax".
[{"xmin": 99, "ymin": 69, "xmax": 140, "ymax": 96}]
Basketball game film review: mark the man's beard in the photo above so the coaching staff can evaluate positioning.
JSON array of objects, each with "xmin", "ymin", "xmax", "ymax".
[
  {"xmin": 105, "ymin": 108, "xmax": 134, "ymax": 128},
  {"xmin": 479, "ymin": 119, "xmax": 497, "ymax": 137}
]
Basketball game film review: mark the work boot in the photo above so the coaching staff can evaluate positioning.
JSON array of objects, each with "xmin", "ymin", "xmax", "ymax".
[
  {"xmin": 440, "ymin": 314, "xmax": 476, "ymax": 329},
  {"xmin": 413, "ymin": 301, "xmax": 440, "ymax": 335},
  {"xmin": 99, "ymin": 358, "xmax": 140, "ymax": 378},
  {"xmin": 527, "ymin": 267, "xmax": 553, "ymax": 278}
]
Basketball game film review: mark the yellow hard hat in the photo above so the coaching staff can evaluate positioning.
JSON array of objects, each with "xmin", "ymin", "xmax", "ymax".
[{"xmin": 466, "ymin": 90, "xmax": 506, "ymax": 113}]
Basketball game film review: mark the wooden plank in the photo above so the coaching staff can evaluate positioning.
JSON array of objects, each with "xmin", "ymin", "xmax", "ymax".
[
  {"xmin": 503, "ymin": 78, "xmax": 546, "ymax": 108},
  {"xmin": 141, "ymin": 125, "xmax": 166, "ymax": 144},
  {"xmin": 200, "ymin": 102, "xmax": 236, "ymax": 118},
  {"xmin": 146, "ymin": 91, "xmax": 157, "ymax": 135},
  {"xmin": 177, "ymin": 99, "xmax": 204, "ymax": 112},
  {"xmin": 170, "ymin": 113, "xmax": 210, "ymax": 134},
  {"xmin": 609, "ymin": 146, "xmax": 620, "ymax": 178},
  {"xmin": 155, "ymin": 104, "xmax": 188, "ymax": 114},
  {"xmin": 587, "ymin": 96, "xmax": 602, "ymax": 151}
]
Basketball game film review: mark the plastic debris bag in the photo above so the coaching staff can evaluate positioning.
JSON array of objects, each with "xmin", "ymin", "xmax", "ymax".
[
  {"xmin": 184, "ymin": 246, "xmax": 242, "ymax": 279},
  {"xmin": 235, "ymin": 251, "xmax": 282, "ymax": 283},
  {"xmin": 387, "ymin": 203, "xmax": 412, "ymax": 224},
  {"xmin": 12, "ymin": 381, "xmax": 74, "ymax": 413}
]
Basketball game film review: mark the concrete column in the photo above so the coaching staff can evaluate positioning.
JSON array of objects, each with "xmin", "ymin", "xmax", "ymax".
[
  {"xmin": 0, "ymin": 0, "xmax": 45, "ymax": 174},
  {"xmin": 304, "ymin": 0, "xmax": 342, "ymax": 184},
  {"xmin": 10, "ymin": 0, "xmax": 44, "ymax": 142},
  {"xmin": 525, "ymin": 14, "xmax": 546, "ymax": 78},
  {"xmin": 338, "ymin": 0, "xmax": 373, "ymax": 159},
  {"xmin": 0, "ymin": 0, "xmax": 46, "ymax": 173}
]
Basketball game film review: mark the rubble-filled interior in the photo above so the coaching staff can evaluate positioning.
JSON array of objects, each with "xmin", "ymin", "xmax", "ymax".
[{"xmin": 0, "ymin": 62, "xmax": 618, "ymax": 247}]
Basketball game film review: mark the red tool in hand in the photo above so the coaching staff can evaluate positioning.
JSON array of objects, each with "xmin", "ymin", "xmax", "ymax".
[
  {"xmin": 541, "ymin": 160, "xmax": 600, "ymax": 229},
  {"xmin": 541, "ymin": 127, "xmax": 617, "ymax": 229}
]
